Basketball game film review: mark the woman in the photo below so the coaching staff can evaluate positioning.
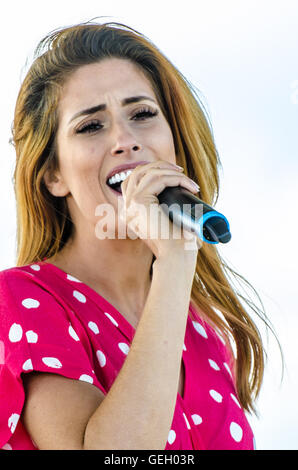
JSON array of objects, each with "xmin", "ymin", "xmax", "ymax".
[{"xmin": 0, "ymin": 20, "xmax": 267, "ymax": 450}]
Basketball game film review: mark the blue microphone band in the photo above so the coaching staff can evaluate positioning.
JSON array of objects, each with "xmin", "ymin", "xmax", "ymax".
[
  {"xmin": 157, "ymin": 186, "xmax": 231, "ymax": 244},
  {"xmin": 197, "ymin": 210, "xmax": 231, "ymax": 244}
]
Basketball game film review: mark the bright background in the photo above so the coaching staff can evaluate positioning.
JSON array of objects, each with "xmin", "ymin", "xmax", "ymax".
[{"xmin": 0, "ymin": 0, "xmax": 297, "ymax": 450}]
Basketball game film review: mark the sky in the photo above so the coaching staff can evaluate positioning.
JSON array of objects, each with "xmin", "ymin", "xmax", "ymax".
[{"xmin": 0, "ymin": 0, "xmax": 297, "ymax": 449}]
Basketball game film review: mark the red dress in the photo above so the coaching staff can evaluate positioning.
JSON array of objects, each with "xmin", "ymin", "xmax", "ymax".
[{"xmin": 0, "ymin": 261, "xmax": 255, "ymax": 450}]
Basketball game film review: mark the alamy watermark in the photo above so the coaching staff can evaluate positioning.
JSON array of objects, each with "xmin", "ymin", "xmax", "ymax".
[{"xmin": 94, "ymin": 199, "xmax": 203, "ymax": 251}]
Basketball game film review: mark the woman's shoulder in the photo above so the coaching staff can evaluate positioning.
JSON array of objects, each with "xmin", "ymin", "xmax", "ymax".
[
  {"xmin": 0, "ymin": 262, "xmax": 47, "ymax": 283},
  {"xmin": 0, "ymin": 262, "xmax": 73, "ymax": 332},
  {"xmin": 0, "ymin": 261, "xmax": 73, "ymax": 298},
  {"xmin": 0, "ymin": 263, "xmax": 54, "ymax": 302},
  {"xmin": 0, "ymin": 264, "xmax": 37, "ymax": 304}
]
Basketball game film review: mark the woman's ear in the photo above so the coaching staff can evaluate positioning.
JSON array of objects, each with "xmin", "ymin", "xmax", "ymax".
[{"xmin": 43, "ymin": 168, "xmax": 70, "ymax": 197}]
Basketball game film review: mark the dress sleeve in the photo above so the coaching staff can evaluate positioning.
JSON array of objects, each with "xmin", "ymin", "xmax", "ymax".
[{"xmin": 0, "ymin": 269, "xmax": 105, "ymax": 448}]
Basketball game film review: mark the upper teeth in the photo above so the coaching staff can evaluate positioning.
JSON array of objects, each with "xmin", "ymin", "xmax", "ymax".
[{"xmin": 108, "ymin": 169, "xmax": 133, "ymax": 186}]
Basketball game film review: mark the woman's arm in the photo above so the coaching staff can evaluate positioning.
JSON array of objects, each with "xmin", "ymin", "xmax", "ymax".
[{"xmin": 22, "ymin": 251, "xmax": 197, "ymax": 450}]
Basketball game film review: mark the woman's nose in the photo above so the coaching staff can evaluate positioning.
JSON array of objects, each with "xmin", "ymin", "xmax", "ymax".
[
  {"xmin": 110, "ymin": 123, "xmax": 142, "ymax": 156},
  {"xmin": 112, "ymin": 144, "xmax": 141, "ymax": 155}
]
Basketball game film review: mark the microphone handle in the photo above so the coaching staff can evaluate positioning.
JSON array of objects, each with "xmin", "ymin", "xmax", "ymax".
[{"xmin": 157, "ymin": 186, "xmax": 231, "ymax": 244}]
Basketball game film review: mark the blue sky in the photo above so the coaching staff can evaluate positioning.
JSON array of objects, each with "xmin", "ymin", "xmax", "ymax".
[{"xmin": 0, "ymin": 0, "xmax": 297, "ymax": 449}]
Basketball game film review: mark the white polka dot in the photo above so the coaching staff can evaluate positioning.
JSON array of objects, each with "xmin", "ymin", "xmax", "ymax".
[
  {"xmin": 8, "ymin": 323, "xmax": 23, "ymax": 343},
  {"xmin": 67, "ymin": 274, "xmax": 82, "ymax": 282},
  {"xmin": 73, "ymin": 290, "xmax": 86, "ymax": 303},
  {"xmin": 230, "ymin": 422, "xmax": 243, "ymax": 442},
  {"xmin": 118, "ymin": 342, "xmax": 130, "ymax": 355},
  {"xmin": 230, "ymin": 393, "xmax": 241, "ymax": 408},
  {"xmin": 183, "ymin": 343, "xmax": 187, "ymax": 351},
  {"xmin": 104, "ymin": 312, "xmax": 119, "ymax": 327},
  {"xmin": 25, "ymin": 330, "xmax": 38, "ymax": 343},
  {"xmin": 167, "ymin": 429, "xmax": 176, "ymax": 445},
  {"xmin": 30, "ymin": 264, "xmax": 40, "ymax": 271},
  {"xmin": 96, "ymin": 350, "xmax": 106, "ymax": 367},
  {"xmin": 192, "ymin": 321, "xmax": 208, "ymax": 338},
  {"xmin": 8, "ymin": 413, "xmax": 20, "ymax": 434},
  {"xmin": 22, "ymin": 359, "xmax": 33, "ymax": 371},
  {"xmin": 79, "ymin": 374, "xmax": 94, "ymax": 384},
  {"xmin": 42, "ymin": 357, "xmax": 62, "ymax": 369},
  {"xmin": 183, "ymin": 412, "xmax": 191, "ymax": 430},
  {"xmin": 224, "ymin": 362, "xmax": 233, "ymax": 378},
  {"xmin": 208, "ymin": 359, "xmax": 220, "ymax": 371},
  {"xmin": 68, "ymin": 324, "xmax": 80, "ymax": 341},
  {"xmin": 191, "ymin": 414, "xmax": 203, "ymax": 425},
  {"xmin": 209, "ymin": 389, "xmax": 223, "ymax": 403},
  {"xmin": 1, "ymin": 443, "xmax": 12, "ymax": 450},
  {"xmin": 21, "ymin": 298, "xmax": 40, "ymax": 309},
  {"xmin": 88, "ymin": 321, "xmax": 99, "ymax": 334},
  {"xmin": 215, "ymin": 329, "xmax": 226, "ymax": 345}
]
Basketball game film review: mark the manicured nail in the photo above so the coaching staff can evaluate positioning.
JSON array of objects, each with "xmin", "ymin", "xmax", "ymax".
[
  {"xmin": 191, "ymin": 181, "xmax": 200, "ymax": 190},
  {"xmin": 173, "ymin": 164, "xmax": 184, "ymax": 170}
]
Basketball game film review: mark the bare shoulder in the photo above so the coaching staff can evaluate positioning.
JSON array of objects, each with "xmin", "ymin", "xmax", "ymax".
[{"xmin": 22, "ymin": 372, "xmax": 105, "ymax": 450}]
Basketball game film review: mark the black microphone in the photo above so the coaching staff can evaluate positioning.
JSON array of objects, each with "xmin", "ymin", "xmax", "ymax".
[{"xmin": 157, "ymin": 186, "xmax": 231, "ymax": 244}]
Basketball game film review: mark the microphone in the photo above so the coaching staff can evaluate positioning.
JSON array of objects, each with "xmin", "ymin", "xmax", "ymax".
[{"xmin": 157, "ymin": 186, "xmax": 231, "ymax": 244}]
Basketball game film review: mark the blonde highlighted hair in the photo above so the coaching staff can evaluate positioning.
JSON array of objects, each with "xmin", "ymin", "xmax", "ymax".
[{"xmin": 12, "ymin": 20, "xmax": 278, "ymax": 413}]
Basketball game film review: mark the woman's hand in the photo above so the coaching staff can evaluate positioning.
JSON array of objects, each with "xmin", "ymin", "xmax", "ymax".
[{"xmin": 118, "ymin": 160, "xmax": 201, "ymax": 260}]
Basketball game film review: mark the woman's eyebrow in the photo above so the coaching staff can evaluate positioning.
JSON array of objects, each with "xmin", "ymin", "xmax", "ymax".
[{"xmin": 68, "ymin": 95, "xmax": 157, "ymax": 124}]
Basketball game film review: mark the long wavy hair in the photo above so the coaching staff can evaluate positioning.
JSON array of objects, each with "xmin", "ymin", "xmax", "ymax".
[{"xmin": 11, "ymin": 20, "xmax": 279, "ymax": 414}]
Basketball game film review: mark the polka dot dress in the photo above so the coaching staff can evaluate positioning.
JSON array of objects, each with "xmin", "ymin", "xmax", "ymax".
[{"xmin": 0, "ymin": 261, "xmax": 255, "ymax": 450}]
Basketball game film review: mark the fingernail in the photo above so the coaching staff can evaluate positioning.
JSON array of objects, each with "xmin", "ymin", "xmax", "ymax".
[
  {"xmin": 191, "ymin": 181, "xmax": 200, "ymax": 190},
  {"xmin": 173, "ymin": 164, "xmax": 184, "ymax": 170}
]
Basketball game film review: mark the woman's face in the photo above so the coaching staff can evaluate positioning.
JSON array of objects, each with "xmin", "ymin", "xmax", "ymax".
[{"xmin": 45, "ymin": 58, "xmax": 176, "ymax": 232}]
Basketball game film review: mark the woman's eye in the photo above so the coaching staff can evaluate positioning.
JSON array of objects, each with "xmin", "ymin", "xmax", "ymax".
[
  {"xmin": 76, "ymin": 108, "xmax": 158, "ymax": 134},
  {"xmin": 76, "ymin": 120, "xmax": 103, "ymax": 134},
  {"xmin": 132, "ymin": 108, "xmax": 159, "ymax": 120}
]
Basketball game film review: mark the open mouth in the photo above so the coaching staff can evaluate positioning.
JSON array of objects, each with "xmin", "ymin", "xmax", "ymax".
[
  {"xmin": 107, "ymin": 180, "xmax": 123, "ymax": 194},
  {"xmin": 106, "ymin": 169, "xmax": 133, "ymax": 195}
]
